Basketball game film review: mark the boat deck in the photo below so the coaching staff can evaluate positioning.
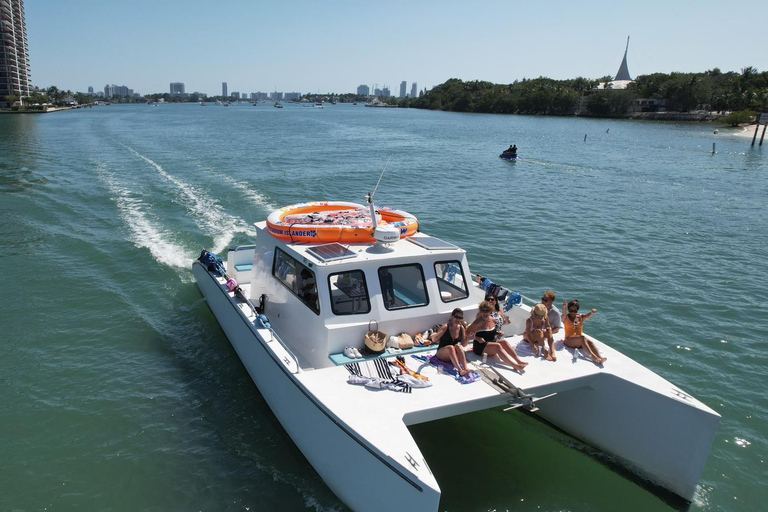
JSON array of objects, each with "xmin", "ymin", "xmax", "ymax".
[
  {"xmin": 298, "ymin": 328, "xmax": 698, "ymax": 426},
  {"xmin": 208, "ymin": 268, "xmax": 718, "ymax": 502}
]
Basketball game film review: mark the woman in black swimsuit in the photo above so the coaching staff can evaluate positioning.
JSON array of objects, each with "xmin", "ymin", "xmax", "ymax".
[
  {"xmin": 430, "ymin": 308, "xmax": 471, "ymax": 376},
  {"xmin": 467, "ymin": 301, "xmax": 528, "ymax": 372}
]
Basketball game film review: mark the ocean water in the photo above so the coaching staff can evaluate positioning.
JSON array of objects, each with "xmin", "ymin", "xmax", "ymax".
[{"xmin": 1, "ymin": 103, "xmax": 766, "ymax": 512}]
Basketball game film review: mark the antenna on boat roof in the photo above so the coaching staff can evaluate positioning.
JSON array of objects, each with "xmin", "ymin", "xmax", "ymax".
[
  {"xmin": 365, "ymin": 155, "xmax": 399, "ymax": 249},
  {"xmin": 368, "ymin": 154, "xmax": 392, "ymax": 202}
]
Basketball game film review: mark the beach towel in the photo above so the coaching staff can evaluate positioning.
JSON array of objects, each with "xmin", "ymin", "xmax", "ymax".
[
  {"xmin": 345, "ymin": 359, "xmax": 411, "ymax": 393},
  {"xmin": 410, "ymin": 355, "xmax": 482, "ymax": 384},
  {"xmin": 389, "ymin": 356, "xmax": 430, "ymax": 381},
  {"xmin": 388, "ymin": 357, "xmax": 432, "ymax": 388},
  {"xmin": 345, "ymin": 358, "xmax": 396, "ymax": 380}
]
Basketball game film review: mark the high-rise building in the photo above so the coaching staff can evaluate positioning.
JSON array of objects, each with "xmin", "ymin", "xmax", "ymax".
[
  {"xmin": 357, "ymin": 84, "xmax": 369, "ymax": 96},
  {"xmin": 222, "ymin": 82, "xmax": 227, "ymax": 97},
  {"xmin": 104, "ymin": 84, "xmax": 134, "ymax": 98},
  {"xmin": 87, "ymin": 86, "xmax": 93, "ymax": 95},
  {"xmin": 0, "ymin": 0, "xmax": 32, "ymax": 102},
  {"xmin": 170, "ymin": 82, "xmax": 185, "ymax": 95},
  {"xmin": 410, "ymin": 82, "xmax": 418, "ymax": 98},
  {"xmin": 399, "ymin": 81, "xmax": 406, "ymax": 99}
]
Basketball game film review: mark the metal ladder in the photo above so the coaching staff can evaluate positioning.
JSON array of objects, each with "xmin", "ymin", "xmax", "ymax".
[{"xmin": 487, "ymin": 367, "xmax": 556, "ymax": 413}]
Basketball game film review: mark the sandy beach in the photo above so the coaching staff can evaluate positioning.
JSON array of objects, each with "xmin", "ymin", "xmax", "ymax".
[{"xmin": 730, "ymin": 123, "xmax": 767, "ymax": 140}]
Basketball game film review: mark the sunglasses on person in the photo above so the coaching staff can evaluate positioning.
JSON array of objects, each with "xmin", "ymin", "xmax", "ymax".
[
  {"xmin": 568, "ymin": 308, "xmax": 579, "ymax": 313},
  {"xmin": 453, "ymin": 315, "xmax": 463, "ymax": 320},
  {"xmin": 542, "ymin": 297, "xmax": 553, "ymax": 303},
  {"xmin": 485, "ymin": 297, "xmax": 496, "ymax": 301}
]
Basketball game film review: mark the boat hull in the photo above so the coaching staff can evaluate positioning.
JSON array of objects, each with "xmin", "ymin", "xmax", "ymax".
[
  {"xmin": 193, "ymin": 262, "xmax": 440, "ymax": 512},
  {"xmin": 531, "ymin": 374, "xmax": 719, "ymax": 500}
]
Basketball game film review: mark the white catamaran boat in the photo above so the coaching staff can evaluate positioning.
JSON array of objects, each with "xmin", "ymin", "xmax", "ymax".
[{"xmin": 193, "ymin": 197, "xmax": 719, "ymax": 511}]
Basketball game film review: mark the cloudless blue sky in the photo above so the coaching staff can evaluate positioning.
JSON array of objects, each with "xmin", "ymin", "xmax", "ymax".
[{"xmin": 26, "ymin": 0, "xmax": 767, "ymax": 95}]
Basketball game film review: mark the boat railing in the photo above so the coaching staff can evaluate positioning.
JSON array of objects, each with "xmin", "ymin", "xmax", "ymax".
[{"xmin": 262, "ymin": 325, "xmax": 301, "ymax": 374}]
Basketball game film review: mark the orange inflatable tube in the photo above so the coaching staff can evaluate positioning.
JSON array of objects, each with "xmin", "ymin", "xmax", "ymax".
[{"xmin": 266, "ymin": 201, "xmax": 418, "ymax": 244}]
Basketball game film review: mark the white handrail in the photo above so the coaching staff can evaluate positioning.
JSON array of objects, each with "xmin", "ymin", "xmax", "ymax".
[{"xmin": 262, "ymin": 325, "xmax": 301, "ymax": 375}]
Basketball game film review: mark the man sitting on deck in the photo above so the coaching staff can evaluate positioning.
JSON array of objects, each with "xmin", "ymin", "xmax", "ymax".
[{"xmin": 542, "ymin": 291, "xmax": 562, "ymax": 335}]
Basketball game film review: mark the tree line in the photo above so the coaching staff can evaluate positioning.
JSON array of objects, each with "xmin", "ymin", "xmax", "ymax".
[
  {"xmin": 4, "ymin": 86, "xmax": 95, "ymax": 110},
  {"xmin": 398, "ymin": 67, "xmax": 768, "ymax": 121}
]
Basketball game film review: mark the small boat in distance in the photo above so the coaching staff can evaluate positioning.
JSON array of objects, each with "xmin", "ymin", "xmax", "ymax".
[
  {"xmin": 274, "ymin": 102, "xmax": 283, "ymax": 108},
  {"xmin": 500, "ymin": 144, "xmax": 518, "ymax": 160},
  {"xmin": 365, "ymin": 98, "xmax": 397, "ymax": 108},
  {"xmin": 193, "ymin": 195, "xmax": 720, "ymax": 511},
  {"xmin": 315, "ymin": 102, "xmax": 323, "ymax": 108}
]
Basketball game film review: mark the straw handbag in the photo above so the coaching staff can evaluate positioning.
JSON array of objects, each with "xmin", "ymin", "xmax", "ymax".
[
  {"xmin": 397, "ymin": 333, "xmax": 414, "ymax": 349},
  {"xmin": 364, "ymin": 320, "xmax": 387, "ymax": 354}
]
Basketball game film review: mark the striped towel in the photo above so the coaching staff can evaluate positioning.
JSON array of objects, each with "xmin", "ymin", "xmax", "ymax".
[{"xmin": 345, "ymin": 360, "xmax": 411, "ymax": 393}]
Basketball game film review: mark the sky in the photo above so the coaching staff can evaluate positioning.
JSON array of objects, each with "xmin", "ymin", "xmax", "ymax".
[{"xmin": 26, "ymin": 0, "xmax": 768, "ymax": 96}]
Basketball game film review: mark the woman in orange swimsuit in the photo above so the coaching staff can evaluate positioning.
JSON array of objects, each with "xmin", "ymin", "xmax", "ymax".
[{"xmin": 562, "ymin": 299, "xmax": 606, "ymax": 364}]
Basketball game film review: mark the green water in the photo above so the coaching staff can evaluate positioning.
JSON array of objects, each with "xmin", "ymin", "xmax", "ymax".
[{"xmin": 1, "ymin": 103, "xmax": 766, "ymax": 511}]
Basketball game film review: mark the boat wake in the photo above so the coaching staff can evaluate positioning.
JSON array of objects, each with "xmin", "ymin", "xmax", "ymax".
[
  {"xmin": 200, "ymin": 165, "xmax": 277, "ymax": 212},
  {"xmin": 98, "ymin": 164, "xmax": 191, "ymax": 269},
  {"xmin": 123, "ymin": 146, "xmax": 256, "ymax": 254}
]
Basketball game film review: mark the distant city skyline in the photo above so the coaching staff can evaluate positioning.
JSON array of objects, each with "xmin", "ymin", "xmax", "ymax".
[{"xmin": 23, "ymin": 1, "xmax": 768, "ymax": 96}]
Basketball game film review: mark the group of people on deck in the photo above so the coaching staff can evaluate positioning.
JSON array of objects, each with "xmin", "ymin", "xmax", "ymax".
[{"xmin": 430, "ymin": 290, "xmax": 606, "ymax": 376}]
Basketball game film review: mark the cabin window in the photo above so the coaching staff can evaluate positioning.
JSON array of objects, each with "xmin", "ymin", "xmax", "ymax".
[
  {"xmin": 378, "ymin": 264, "xmax": 429, "ymax": 310},
  {"xmin": 272, "ymin": 248, "xmax": 320, "ymax": 314},
  {"xmin": 434, "ymin": 261, "xmax": 469, "ymax": 302},
  {"xmin": 328, "ymin": 270, "xmax": 370, "ymax": 315}
]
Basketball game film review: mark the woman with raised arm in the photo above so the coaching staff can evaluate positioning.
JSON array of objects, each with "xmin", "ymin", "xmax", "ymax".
[{"xmin": 562, "ymin": 299, "xmax": 606, "ymax": 364}]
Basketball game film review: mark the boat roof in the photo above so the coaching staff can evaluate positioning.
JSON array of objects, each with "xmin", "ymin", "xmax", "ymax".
[{"xmin": 254, "ymin": 221, "xmax": 465, "ymax": 268}]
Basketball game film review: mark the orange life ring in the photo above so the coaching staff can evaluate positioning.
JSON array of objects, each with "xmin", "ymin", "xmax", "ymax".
[{"xmin": 266, "ymin": 201, "xmax": 418, "ymax": 244}]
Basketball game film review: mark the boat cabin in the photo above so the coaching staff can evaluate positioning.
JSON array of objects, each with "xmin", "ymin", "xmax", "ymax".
[{"xmin": 228, "ymin": 221, "xmax": 492, "ymax": 370}]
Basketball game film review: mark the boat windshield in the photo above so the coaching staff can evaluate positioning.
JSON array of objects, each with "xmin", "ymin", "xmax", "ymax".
[
  {"xmin": 328, "ymin": 270, "xmax": 371, "ymax": 315},
  {"xmin": 378, "ymin": 264, "xmax": 429, "ymax": 310},
  {"xmin": 435, "ymin": 261, "xmax": 469, "ymax": 302},
  {"xmin": 273, "ymin": 248, "xmax": 320, "ymax": 314}
]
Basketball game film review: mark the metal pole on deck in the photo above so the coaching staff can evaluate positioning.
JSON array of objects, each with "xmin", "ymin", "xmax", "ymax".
[{"xmin": 712, "ymin": 143, "xmax": 716, "ymax": 154}]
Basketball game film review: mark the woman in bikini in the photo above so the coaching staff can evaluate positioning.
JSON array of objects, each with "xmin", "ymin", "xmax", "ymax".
[
  {"xmin": 562, "ymin": 299, "xmax": 606, "ymax": 364},
  {"xmin": 430, "ymin": 308, "xmax": 471, "ymax": 376},
  {"xmin": 475, "ymin": 295, "xmax": 510, "ymax": 332},
  {"xmin": 524, "ymin": 303, "xmax": 556, "ymax": 361},
  {"xmin": 467, "ymin": 301, "xmax": 528, "ymax": 372}
]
